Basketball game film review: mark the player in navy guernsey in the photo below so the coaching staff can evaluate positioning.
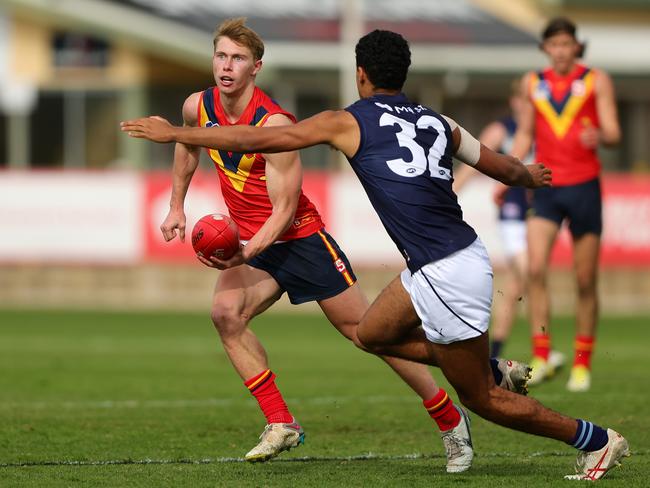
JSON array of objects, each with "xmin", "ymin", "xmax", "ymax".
[
  {"xmin": 345, "ymin": 93, "xmax": 477, "ymax": 272},
  {"xmin": 123, "ymin": 30, "xmax": 629, "ymax": 481}
]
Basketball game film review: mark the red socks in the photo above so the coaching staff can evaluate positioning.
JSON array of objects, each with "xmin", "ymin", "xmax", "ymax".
[
  {"xmin": 423, "ymin": 389, "xmax": 460, "ymax": 432},
  {"xmin": 244, "ymin": 369, "xmax": 293, "ymax": 424},
  {"xmin": 574, "ymin": 335, "xmax": 594, "ymax": 369},
  {"xmin": 532, "ymin": 333, "xmax": 551, "ymax": 360}
]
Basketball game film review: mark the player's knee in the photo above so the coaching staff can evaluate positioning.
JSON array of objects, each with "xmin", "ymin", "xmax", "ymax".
[
  {"xmin": 348, "ymin": 328, "xmax": 370, "ymax": 351},
  {"xmin": 527, "ymin": 262, "xmax": 547, "ymax": 285},
  {"xmin": 210, "ymin": 301, "xmax": 247, "ymax": 336},
  {"xmin": 458, "ymin": 385, "xmax": 501, "ymax": 418},
  {"xmin": 576, "ymin": 273, "xmax": 597, "ymax": 297},
  {"xmin": 356, "ymin": 324, "xmax": 386, "ymax": 352}
]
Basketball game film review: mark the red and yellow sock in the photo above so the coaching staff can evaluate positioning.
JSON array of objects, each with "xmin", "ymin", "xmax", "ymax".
[
  {"xmin": 244, "ymin": 369, "xmax": 293, "ymax": 424},
  {"xmin": 423, "ymin": 389, "xmax": 460, "ymax": 432},
  {"xmin": 573, "ymin": 335, "xmax": 594, "ymax": 369},
  {"xmin": 532, "ymin": 333, "xmax": 551, "ymax": 361}
]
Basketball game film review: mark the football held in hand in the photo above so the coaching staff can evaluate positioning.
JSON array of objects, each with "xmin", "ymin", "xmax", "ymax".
[{"xmin": 191, "ymin": 214, "xmax": 240, "ymax": 260}]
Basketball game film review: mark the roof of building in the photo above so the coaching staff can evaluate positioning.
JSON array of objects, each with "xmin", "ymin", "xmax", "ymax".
[{"xmin": 112, "ymin": 0, "xmax": 536, "ymax": 44}]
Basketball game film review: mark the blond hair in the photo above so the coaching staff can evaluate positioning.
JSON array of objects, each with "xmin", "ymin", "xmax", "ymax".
[{"xmin": 213, "ymin": 18, "xmax": 265, "ymax": 61}]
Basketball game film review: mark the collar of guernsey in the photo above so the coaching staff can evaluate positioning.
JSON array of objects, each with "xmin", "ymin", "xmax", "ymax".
[
  {"xmin": 197, "ymin": 85, "xmax": 324, "ymax": 241},
  {"xmin": 529, "ymin": 63, "xmax": 601, "ymax": 186}
]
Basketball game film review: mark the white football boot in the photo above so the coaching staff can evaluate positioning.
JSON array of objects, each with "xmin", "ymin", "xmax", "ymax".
[
  {"xmin": 496, "ymin": 359, "xmax": 532, "ymax": 395},
  {"xmin": 564, "ymin": 429, "xmax": 630, "ymax": 480},
  {"xmin": 566, "ymin": 365, "xmax": 592, "ymax": 392},
  {"xmin": 440, "ymin": 406, "xmax": 473, "ymax": 473},
  {"xmin": 244, "ymin": 418, "xmax": 305, "ymax": 462}
]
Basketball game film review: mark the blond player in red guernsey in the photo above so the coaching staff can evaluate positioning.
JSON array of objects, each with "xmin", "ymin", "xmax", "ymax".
[
  {"xmin": 158, "ymin": 17, "xmax": 529, "ymax": 470},
  {"xmin": 511, "ymin": 18, "xmax": 621, "ymax": 391}
]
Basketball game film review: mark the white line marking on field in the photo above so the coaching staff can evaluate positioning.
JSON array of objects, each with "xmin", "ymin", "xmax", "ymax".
[
  {"xmin": 0, "ymin": 395, "xmax": 416, "ymax": 410},
  {"xmin": 0, "ymin": 451, "xmax": 572, "ymax": 468},
  {"xmin": 0, "ymin": 393, "xmax": 578, "ymax": 411}
]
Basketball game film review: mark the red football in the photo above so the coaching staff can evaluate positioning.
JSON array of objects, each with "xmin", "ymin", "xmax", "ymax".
[{"xmin": 191, "ymin": 214, "xmax": 240, "ymax": 260}]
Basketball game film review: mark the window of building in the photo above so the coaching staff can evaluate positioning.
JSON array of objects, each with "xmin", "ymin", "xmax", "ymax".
[{"xmin": 52, "ymin": 32, "xmax": 109, "ymax": 68}]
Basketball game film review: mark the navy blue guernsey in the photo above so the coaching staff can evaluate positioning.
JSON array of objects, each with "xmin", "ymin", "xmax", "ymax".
[
  {"xmin": 345, "ymin": 93, "xmax": 477, "ymax": 273},
  {"xmin": 498, "ymin": 117, "xmax": 529, "ymax": 222}
]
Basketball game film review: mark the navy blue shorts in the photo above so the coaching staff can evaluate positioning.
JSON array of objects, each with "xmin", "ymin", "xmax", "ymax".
[
  {"xmin": 531, "ymin": 177, "xmax": 602, "ymax": 237},
  {"xmin": 248, "ymin": 229, "xmax": 357, "ymax": 305}
]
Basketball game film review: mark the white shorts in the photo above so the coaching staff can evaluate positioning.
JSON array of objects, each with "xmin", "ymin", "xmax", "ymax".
[
  {"xmin": 400, "ymin": 238, "xmax": 493, "ymax": 345},
  {"xmin": 499, "ymin": 220, "xmax": 527, "ymax": 258}
]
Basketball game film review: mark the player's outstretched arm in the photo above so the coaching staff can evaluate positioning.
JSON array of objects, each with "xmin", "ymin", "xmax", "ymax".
[
  {"xmin": 238, "ymin": 114, "xmax": 302, "ymax": 262},
  {"xmin": 121, "ymin": 110, "xmax": 358, "ymax": 156},
  {"xmin": 475, "ymin": 146, "xmax": 551, "ymax": 189},
  {"xmin": 452, "ymin": 120, "xmax": 507, "ymax": 193},
  {"xmin": 445, "ymin": 114, "xmax": 551, "ymax": 189}
]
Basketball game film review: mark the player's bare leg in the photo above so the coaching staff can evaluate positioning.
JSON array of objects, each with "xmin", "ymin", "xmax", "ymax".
[
  {"xmin": 526, "ymin": 217, "xmax": 564, "ymax": 385},
  {"xmin": 319, "ymin": 283, "xmax": 473, "ymax": 473},
  {"xmin": 357, "ymin": 280, "xmax": 628, "ymax": 479},
  {"xmin": 211, "ymin": 265, "xmax": 282, "ymax": 379},
  {"xmin": 319, "ymin": 283, "xmax": 443, "ymax": 398},
  {"xmin": 567, "ymin": 233, "xmax": 600, "ymax": 392},
  {"xmin": 356, "ymin": 283, "xmax": 576, "ymax": 437},
  {"xmin": 211, "ymin": 265, "xmax": 303, "ymax": 462},
  {"xmin": 357, "ymin": 276, "xmax": 530, "ymax": 393}
]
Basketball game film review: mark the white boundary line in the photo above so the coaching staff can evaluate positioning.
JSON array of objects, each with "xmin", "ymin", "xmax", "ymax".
[
  {"xmin": 0, "ymin": 393, "xmax": 578, "ymax": 411},
  {"xmin": 0, "ymin": 451, "xmax": 585, "ymax": 468}
]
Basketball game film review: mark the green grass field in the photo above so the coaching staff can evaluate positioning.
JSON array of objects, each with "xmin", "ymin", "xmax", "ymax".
[{"xmin": 0, "ymin": 309, "xmax": 647, "ymax": 486}]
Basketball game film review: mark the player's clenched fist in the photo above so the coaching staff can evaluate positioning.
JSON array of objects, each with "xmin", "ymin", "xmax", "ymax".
[
  {"xmin": 525, "ymin": 163, "xmax": 552, "ymax": 188},
  {"xmin": 160, "ymin": 209, "xmax": 186, "ymax": 242}
]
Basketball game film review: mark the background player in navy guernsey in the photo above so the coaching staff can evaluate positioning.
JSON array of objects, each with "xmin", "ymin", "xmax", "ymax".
[
  {"xmin": 123, "ymin": 30, "xmax": 629, "ymax": 481},
  {"xmin": 453, "ymin": 80, "xmax": 537, "ymax": 359}
]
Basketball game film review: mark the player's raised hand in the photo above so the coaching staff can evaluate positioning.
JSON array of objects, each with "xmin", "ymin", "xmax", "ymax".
[
  {"xmin": 160, "ymin": 209, "xmax": 187, "ymax": 242},
  {"xmin": 525, "ymin": 163, "xmax": 552, "ymax": 188},
  {"xmin": 120, "ymin": 116, "xmax": 177, "ymax": 143}
]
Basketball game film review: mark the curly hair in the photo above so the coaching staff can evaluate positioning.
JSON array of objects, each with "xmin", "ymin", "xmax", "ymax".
[{"xmin": 355, "ymin": 30, "xmax": 411, "ymax": 90}]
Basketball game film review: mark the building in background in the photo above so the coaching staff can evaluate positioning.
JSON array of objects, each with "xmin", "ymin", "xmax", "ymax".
[
  {"xmin": 0, "ymin": 0, "xmax": 648, "ymax": 172},
  {"xmin": 1, "ymin": 0, "xmax": 649, "ymax": 312}
]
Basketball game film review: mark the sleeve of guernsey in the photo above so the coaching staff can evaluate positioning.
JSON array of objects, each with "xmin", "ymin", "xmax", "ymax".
[{"xmin": 442, "ymin": 115, "xmax": 481, "ymax": 167}]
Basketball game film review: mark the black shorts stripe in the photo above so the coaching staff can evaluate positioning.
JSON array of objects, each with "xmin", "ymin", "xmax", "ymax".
[{"xmin": 420, "ymin": 271, "xmax": 483, "ymax": 334}]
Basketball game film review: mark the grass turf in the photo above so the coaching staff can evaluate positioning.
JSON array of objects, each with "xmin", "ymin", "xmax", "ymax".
[{"xmin": 0, "ymin": 309, "xmax": 647, "ymax": 486}]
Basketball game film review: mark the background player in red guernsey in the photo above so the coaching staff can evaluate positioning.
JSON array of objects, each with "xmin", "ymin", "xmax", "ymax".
[
  {"xmin": 157, "ymin": 17, "xmax": 516, "ymax": 470},
  {"xmin": 510, "ymin": 18, "xmax": 621, "ymax": 391}
]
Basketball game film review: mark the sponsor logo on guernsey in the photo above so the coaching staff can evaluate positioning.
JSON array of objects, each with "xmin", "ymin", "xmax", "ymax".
[
  {"xmin": 374, "ymin": 102, "xmax": 429, "ymax": 114},
  {"xmin": 292, "ymin": 215, "xmax": 314, "ymax": 229},
  {"xmin": 205, "ymin": 121, "xmax": 219, "ymax": 128}
]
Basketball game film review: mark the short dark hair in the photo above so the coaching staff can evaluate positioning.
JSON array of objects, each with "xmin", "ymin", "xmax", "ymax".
[
  {"xmin": 542, "ymin": 17, "xmax": 577, "ymax": 41},
  {"xmin": 541, "ymin": 17, "xmax": 585, "ymax": 58},
  {"xmin": 355, "ymin": 30, "xmax": 411, "ymax": 90}
]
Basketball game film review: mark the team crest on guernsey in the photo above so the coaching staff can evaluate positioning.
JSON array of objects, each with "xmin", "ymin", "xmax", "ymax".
[
  {"xmin": 571, "ymin": 79, "xmax": 586, "ymax": 97},
  {"xmin": 533, "ymin": 80, "xmax": 550, "ymax": 100}
]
